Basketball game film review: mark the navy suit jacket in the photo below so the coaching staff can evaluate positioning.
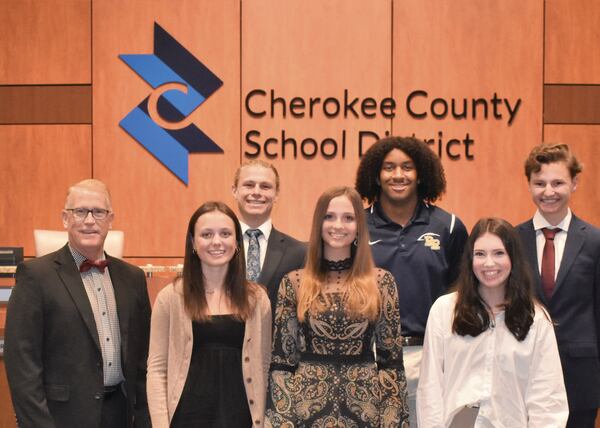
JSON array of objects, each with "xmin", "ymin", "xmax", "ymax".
[
  {"xmin": 257, "ymin": 227, "xmax": 306, "ymax": 315},
  {"xmin": 518, "ymin": 215, "xmax": 600, "ymax": 410},
  {"xmin": 4, "ymin": 244, "xmax": 152, "ymax": 428}
]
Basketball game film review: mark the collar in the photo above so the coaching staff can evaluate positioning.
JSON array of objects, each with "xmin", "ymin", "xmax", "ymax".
[
  {"xmin": 240, "ymin": 219, "xmax": 272, "ymax": 241},
  {"xmin": 369, "ymin": 200, "xmax": 430, "ymax": 228},
  {"xmin": 68, "ymin": 243, "xmax": 106, "ymax": 268},
  {"xmin": 532, "ymin": 208, "xmax": 572, "ymax": 232}
]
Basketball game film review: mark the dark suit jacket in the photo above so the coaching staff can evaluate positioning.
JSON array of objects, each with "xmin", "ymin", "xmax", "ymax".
[
  {"xmin": 4, "ymin": 244, "xmax": 152, "ymax": 428},
  {"xmin": 518, "ymin": 215, "xmax": 600, "ymax": 410},
  {"xmin": 258, "ymin": 227, "xmax": 306, "ymax": 314}
]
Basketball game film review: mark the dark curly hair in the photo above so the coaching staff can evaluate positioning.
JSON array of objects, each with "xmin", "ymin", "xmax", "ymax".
[
  {"xmin": 452, "ymin": 217, "xmax": 535, "ymax": 341},
  {"xmin": 355, "ymin": 136, "xmax": 446, "ymax": 204}
]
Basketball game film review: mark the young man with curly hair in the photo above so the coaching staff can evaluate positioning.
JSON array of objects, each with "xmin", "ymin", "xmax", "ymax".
[
  {"xmin": 355, "ymin": 136, "xmax": 468, "ymax": 426},
  {"xmin": 517, "ymin": 143, "xmax": 600, "ymax": 428}
]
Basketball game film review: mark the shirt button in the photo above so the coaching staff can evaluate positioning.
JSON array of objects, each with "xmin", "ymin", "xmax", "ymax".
[
  {"xmin": 94, "ymin": 393, "xmax": 102, "ymax": 400},
  {"xmin": 245, "ymin": 357, "xmax": 250, "ymax": 362},
  {"xmin": 102, "ymin": 312, "xmax": 106, "ymax": 316},
  {"xmin": 97, "ymin": 288, "xmax": 101, "ymax": 292},
  {"xmin": 108, "ymin": 362, "xmax": 112, "ymax": 367},
  {"xmin": 106, "ymin": 338, "xmax": 110, "ymax": 342},
  {"xmin": 246, "ymin": 378, "xmax": 252, "ymax": 383},
  {"xmin": 254, "ymin": 420, "xmax": 260, "ymax": 425},
  {"xmin": 249, "ymin": 399, "xmax": 254, "ymax": 405}
]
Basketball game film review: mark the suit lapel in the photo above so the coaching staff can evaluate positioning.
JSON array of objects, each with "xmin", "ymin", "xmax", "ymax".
[
  {"xmin": 107, "ymin": 255, "xmax": 131, "ymax": 362},
  {"xmin": 55, "ymin": 245, "xmax": 101, "ymax": 352},
  {"xmin": 258, "ymin": 228, "xmax": 284, "ymax": 288},
  {"xmin": 520, "ymin": 220, "xmax": 548, "ymax": 306},
  {"xmin": 555, "ymin": 216, "xmax": 586, "ymax": 294}
]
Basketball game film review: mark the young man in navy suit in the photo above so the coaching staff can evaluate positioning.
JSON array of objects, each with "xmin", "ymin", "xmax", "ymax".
[
  {"xmin": 232, "ymin": 160, "xmax": 306, "ymax": 313},
  {"xmin": 518, "ymin": 143, "xmax": 600, "ymax": 427},
  {"xmin": 5, "ymin": 179, "xmax": 151, "ymax": 428}
]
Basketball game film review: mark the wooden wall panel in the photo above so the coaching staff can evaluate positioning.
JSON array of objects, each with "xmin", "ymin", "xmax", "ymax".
[
  {"xmin": 242, "ymin": 0, "xmax": 392, "ymax": 241},
  {"xmin": 393, "ymin": 0, "xmax": 543, "ymax": 230},
  {"xmin": 92, "ymin": 0, "xmax": 240, "ymax": 257},
  {"xmin": 0, "ymin": 85, "xmax": 91, "ymax": 124},
  {"xmin": 545, "ymin": 0, "xmax": 600, "ymax": 84},
  {"xmin": 543, "ymin": 125, "xmax": 600, "ymax": 227},
  {"xmin": 0, "ymin": 0, "xmax": 90, "ymax": 84},
  {"xmin": 0, "ymin": 125, "xmax": 92, "ymax": 256}
]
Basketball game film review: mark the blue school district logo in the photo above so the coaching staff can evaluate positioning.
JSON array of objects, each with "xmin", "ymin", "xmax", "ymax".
[{"xmin": 119, "ymin": 22, "xmax": 223, "ymax": 184}]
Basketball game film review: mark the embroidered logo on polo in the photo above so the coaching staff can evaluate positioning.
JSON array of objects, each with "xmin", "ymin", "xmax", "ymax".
[
  {"xmin": 119, "ymin": 22, "xmax": 223, "ymax": 184},
  {"xmin": 417, "ymin": 232, "xmax": 441, "ymax": 250}
]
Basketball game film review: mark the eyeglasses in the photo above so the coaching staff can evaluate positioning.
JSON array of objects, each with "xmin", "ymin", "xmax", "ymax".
[{"xmin": 65, "ymin": 208, "xmax": 111, "ymax": 221}]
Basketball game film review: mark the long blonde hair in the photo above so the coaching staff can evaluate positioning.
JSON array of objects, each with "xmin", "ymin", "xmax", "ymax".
[{"xmin": 297, "ymin": 186, "xmax": 380, "ymax": 321}]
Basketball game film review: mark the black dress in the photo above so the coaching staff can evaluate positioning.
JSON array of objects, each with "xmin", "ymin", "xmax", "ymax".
[{"xmin": 170, "ymin": 315, "xmax": 251, "ymax": 428}]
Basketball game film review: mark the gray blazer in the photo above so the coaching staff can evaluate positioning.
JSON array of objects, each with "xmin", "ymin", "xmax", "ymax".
[
  {"xmin": 258, "ymin": 227, "xmax": 306, "ymax": 314},
  {"xmin": 4, "ymin": 244, "xmax": 151, "ymax": 428}
]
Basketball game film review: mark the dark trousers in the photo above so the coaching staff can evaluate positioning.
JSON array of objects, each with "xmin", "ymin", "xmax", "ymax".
[
  {"xmin": 100, "ymin": 385, "xmax": 128, "ymax": 428},
  {"xmin": 566, "ymin": 408, "xmax": 597, "ymax": 428}
]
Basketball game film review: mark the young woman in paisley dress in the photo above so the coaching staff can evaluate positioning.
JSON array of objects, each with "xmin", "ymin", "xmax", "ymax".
[{"xmin": 265, "ymin": 186, "xmax": 409, "ymax": 427}]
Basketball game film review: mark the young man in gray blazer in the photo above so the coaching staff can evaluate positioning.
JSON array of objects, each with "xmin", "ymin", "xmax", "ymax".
[
  {"xmin": 4, "ymin": 179, "xmax": 151, "ymax": 428},
  {"xmin": 518, "ymin": 143, "xmax": 600, "ymax": 427},
  {"xmin": 232, "ymin": 160, "xmax": 306, "ymax": 313}
]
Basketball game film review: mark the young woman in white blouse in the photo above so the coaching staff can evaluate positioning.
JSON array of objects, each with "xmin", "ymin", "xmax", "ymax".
[{"xmin": 417, "ymin": 217, "xmax": 568, "ymax": 427}]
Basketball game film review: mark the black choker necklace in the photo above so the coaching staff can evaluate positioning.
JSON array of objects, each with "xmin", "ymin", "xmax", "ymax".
[{"xmin": 323, "ymin": 257, "xmax": 353, "ymax": 271}]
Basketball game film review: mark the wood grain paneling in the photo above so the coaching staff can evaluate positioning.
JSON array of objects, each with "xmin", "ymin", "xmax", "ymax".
[
  {"xmin": 544, "ymin": 84, "xmax": 600, "ymax": 124},
  {"xmin": 545, "ymin": 0, "xmax": 600, "ymax": 84},
  {"xmin": 0, "ymin": 85, "xmax": 91, "ymax": 124},
  {"xmin": 242, "ymin": 0, "xmax": 392, "ymax": 240},
  {"xmin": 393, "ymin": 0, "xmax": 543, "ymax": 230},
  {"xmin": 92, "ymin": 0, "xmax": 240, "ymax": 257},
  {"xmin": 543, "ymin": 125, "xmax": 600, "ymax": 227},
  {"xmin": 0, "ymin": 0, "xmax": 90, "ymax": 84},
  {"xmin": 0, "ymin": 125, "xmax": 92, "ymax": 256},
  {"xmin": 0, "ymin": 360, "xmax": 16, "ymax": 428}
]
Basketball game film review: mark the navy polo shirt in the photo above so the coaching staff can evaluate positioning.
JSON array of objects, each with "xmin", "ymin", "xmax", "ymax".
[{"xmin": 366, "ymin": 201, "xmax": 468, "ymax": 337}]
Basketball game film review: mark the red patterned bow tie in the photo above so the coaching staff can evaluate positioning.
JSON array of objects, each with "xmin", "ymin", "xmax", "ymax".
[{"xmin": 79, "ymin": 259, "xmax": 109, "ymax": 273}]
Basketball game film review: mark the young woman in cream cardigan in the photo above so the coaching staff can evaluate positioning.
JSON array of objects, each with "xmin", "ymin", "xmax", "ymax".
[{"xmin": 147, "ymin": 201, "xmax": 271, "ymax": 427}]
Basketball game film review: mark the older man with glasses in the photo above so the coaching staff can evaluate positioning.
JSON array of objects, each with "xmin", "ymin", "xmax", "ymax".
[{"xmin": 4, "ymin": 179, "xmax": 151, "ymax": 428}]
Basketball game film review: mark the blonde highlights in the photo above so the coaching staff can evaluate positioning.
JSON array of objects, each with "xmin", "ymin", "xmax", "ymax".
[{"xmin": 297, "ymin": 187, "xmax": 380, "ymax": 321}]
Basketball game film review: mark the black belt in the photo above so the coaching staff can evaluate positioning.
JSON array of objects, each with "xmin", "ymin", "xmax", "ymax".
[
  {"xmin": 301, "ymin": 352, "xmax": 374, "ymax": 364},
  {"xmin": 103, "ymin": 383, "xmax": 121, "ymax": 396},
  {"xmin": 402, "ymin": 336, "xmax": 424, "ymax": 346}
]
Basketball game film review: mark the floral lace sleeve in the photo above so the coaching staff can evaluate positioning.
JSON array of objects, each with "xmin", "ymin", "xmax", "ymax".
[
  {"xmin": 265, "ymin": 272, "xmax": 302, "ymax": 427},
  {"xmin": 375, "ymin": 269, "xmax": 410, "ymax": 428}
]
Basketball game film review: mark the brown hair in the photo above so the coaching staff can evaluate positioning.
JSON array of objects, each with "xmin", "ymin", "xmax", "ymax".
[
  {"xmin": 298, "ymin": 186, "xmax": 380, "ymax": 321},
  {"xmin": 452, "ymin": 218, "xmax": 535, "ymax": 341},
  {"xmin": 524, "ymin": 143, "xmax": 582, "ymax": 180},
  {"xmin": 182, "ymin": 201, "xmax": 257, "ymax": 321}
]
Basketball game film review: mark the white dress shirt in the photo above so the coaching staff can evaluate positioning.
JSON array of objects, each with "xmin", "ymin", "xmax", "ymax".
[
  {"xmin": 532, "ymin": 209, "xmax": 572, "ymax": 280},
  {"xmin": 240, "ymin": 219, "xmax": 272, "ymax": 270},
  {"xmin": 417, "ymin": 292, "xmax": 568, "ymax": 428}
]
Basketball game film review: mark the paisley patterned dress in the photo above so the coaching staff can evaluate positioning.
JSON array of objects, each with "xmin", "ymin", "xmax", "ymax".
[{"xmin": 265, "ymin": 268, "xmax": 409, "ymax": 427}]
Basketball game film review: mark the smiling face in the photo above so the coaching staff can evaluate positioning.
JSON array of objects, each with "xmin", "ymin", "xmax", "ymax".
[
  {"xmin": 232, "ymin": 165, "xmax": 278, "ymax": 227},
  {"xmin": 378, "ymin": 148, "xmax": 419, "ymax": 207},
  {"xmin": 193, "ymin": 210, "xmax": 237, "ymax": 269},
  {"xmin": 62, "ymin": 188, "xmax": 114, "ymax": 261},
  {"xmin": 321, "ymin": 195, "xmax": 357, "ymax": 260},
  {"xmin": 528, "ymin": 161, "xmax": 577, "ymax": 225},
  {"xmin": 472, "ymin": 232, "xmax": 512, "ymax": 297}
]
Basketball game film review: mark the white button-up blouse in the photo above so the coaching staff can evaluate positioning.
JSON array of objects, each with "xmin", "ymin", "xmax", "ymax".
[{"xmin": 417, "ymin": 292, "xmax": 568, "ymax": 428}]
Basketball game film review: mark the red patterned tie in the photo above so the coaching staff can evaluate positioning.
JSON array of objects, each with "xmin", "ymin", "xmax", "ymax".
[
  {"xmin": 80, "ymin": 259, "xmax": 109, "ymax": 273},
  {"xmin": 541, "ymin": 228, "xmax": 558, "ymax": 299}
]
